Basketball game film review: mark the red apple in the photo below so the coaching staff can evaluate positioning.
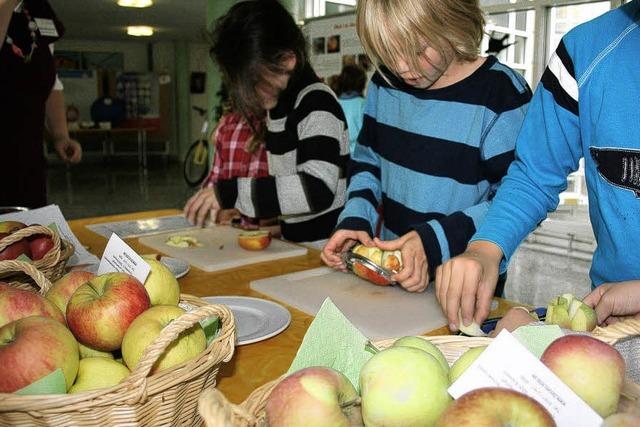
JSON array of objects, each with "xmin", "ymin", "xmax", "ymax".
[
  {"xmin": 45, "ymin": 271, "xmax": 96, "ymax": 316},
  {"xmin": 66, "ymin": 272, "xmax": 150, "ymax": 351},
  {"xmin": 29, "ymin": 235, "xmax": 55, "ymax": 261},
  {"xmin": 0, "ymin": 316, "xmax": 79, "ymax": 392},
  {"xmin": 265, "ymin": 366, "xmax": 363, "ymax": 427},
  {"xmin": 0, "ymin": 232, "xmax": 31, "ymax": 261},
  {"xmin": 238, "ymin": 230, "xmax": 271, "ymax": 251},
  {"xmin": 541, "ymin": 335, "xmax": 625, "ymax": 417},
  {"xmin": 0, "ymin": 283, "xmax": 65, "ymax": 328},
  {"xmin": 0, "ymin": 221, "xmax": 26, "ymax": 234},
  {"xmin": 435, "ymin": 387, "xmax": 555, "ymax": 427}
]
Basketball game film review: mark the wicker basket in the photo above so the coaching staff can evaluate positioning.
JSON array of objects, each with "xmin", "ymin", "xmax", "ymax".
[
  {"xmin": 198, "ymin": 319, "xmax": 640, "ymax": 427},
  {"xmin": 0, "ymin": 224, "xmax": 74, "ymax": 287},
  {"xmin": 0, "ymin": 262, "xmax": 236, "ymax": 427}
]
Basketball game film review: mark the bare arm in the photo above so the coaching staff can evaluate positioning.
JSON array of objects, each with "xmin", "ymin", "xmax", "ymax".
[
  {"xmin": 0, "ymin": 0, "xmax": 18, "ymax": 44},
  {"xmin": 45, "ymin": 90, "xmax": 82, "ymax": 163}
]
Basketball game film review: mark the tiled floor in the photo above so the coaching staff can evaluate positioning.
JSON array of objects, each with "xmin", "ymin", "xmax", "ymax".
[{"xmin": 47, "ymin": 157, "xmax": 197, "ymax": 220}]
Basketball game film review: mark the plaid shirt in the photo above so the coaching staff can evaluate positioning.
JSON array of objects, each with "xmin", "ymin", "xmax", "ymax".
[{"xmin": 204, "ymin": 112, "xmax": 268, "ymax": 187}]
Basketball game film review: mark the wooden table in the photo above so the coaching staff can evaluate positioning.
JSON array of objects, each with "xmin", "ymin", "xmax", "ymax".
[{"xmin": 69, "ymin": 209, "xmax": 518, "ymax": 404}]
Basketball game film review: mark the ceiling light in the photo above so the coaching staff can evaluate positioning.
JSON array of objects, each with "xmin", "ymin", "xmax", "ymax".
[
  {"xmin": 118, "ymin": 0, "xmax": 153, "ymax": 8},
  {"xmin": 127, "ymin": 26, "xmax": 154, "ymax": 36}
]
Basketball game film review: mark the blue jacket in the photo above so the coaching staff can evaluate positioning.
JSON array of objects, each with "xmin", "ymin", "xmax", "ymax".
[{"xmin": 473, "ymin": 1, "xmax": 640, "ymax": 286}]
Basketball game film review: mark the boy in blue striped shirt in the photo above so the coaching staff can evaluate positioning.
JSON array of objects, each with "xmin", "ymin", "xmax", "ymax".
[{"xmin": 322, "ymin": 0, "xmax": 531, "ymax": 292}]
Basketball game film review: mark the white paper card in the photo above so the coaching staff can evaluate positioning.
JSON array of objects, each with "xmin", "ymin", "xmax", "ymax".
[
  {"xmin": 34, "ymin": 18, "xmax": 59, "ymax": 37},
  {"xmin": 448, "ymin": 330, "xmax": 602, "ymax": 427},
  {"xmin": 0, "ymin": 205, "xmax": 99, "ymax": 266},
  {"xmin": 98, "ymin": 234, "xmax": 150, "ymax": 284}
]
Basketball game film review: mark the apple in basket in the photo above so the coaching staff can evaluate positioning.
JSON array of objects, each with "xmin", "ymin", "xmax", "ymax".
[
  {"xmin": 541, "ymin": 334, "xmax": 625, "ymax": 417},
  {"xmin": 0, "ymin": 221, "xmax": 26, "ymax": 234},
  {"xmin": 121, "ymin": 305, "xmax": 206, "ymax": 374},
  {"xmin": 0, "ymin": 316, "xmax": 79, "ymax": 393},
  {"xmin": 28, "ymin": 233, "xmax": 55, "ymax": 261},
  {"xmin": 0, "ymin": 232, "xmax": 31, "ymax": 261},
  {"xmin": 69, "ymin": 357, "xmax": 130, "ymax": 393},
  {"xmin": 238, "ymin": 230, "xmax": 271, "ymax": 251},
  {"xmin": 359, "ymin": 346, "xmax": 451, "ymax": 426},
  {"xmin": 45, "ymin": 270, "xmax": 97, "ymax": 316},
  {"xmin": 392, "ymin": 336, "xmax": 449, "ymax": 375},
  {"xmin": 602, "ymin": 413, "xmax": 640, "ymax": 427},
  {"xmin": 435, "ymin": 387, "xmax": 555, "ymax": 427},
  {"xmin": 66, "ymin": 272, "xmax": 150, "ymax": 351},
  {"xmin": 0, "ymin": 283, "xmax": 65, "ymax": 328},
  {"xmin": 141, "ymin": 255, "xmax": 180, "ymax": 306},
  {"xmin": 448, "ymin": 345, "xmax": 487, "ymax": 384},
  {"xmin": 265, "ymin": 366, "xmax": 363, "ymax": 427}
]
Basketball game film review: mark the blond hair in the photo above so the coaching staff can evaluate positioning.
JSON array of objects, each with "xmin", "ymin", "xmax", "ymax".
[{"xmin": 357, "ymin": 0, "xmax": 485, "ymax": 79}]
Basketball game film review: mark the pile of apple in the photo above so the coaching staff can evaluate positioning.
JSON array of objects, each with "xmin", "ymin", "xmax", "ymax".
[
  {"xmin": 264, "ymin": 333, "xmax": 633, "ymax": 426},
  {"xmin": 0, "ymin": 221, "xmax": 57, "ymax": 262},
  {"xmin": 0, "ymin": 256, "xmax": 207, "ymax": 395}
]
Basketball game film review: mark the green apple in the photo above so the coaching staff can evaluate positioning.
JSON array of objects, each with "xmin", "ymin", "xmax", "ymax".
[
  {"xmin": 541, "ymin": 334, "xmax": 625, "ymax": 417},
  {"xmin": 69, "ymin": 357, "xmax": 130, "ymax": 393},
  {"xmin": 121, "ymin": 305, "xmax": 206, "ymax": 374},
  {"xmin": 449, "ymin": 345, "xmax": 487, "ymax": 384},
  {"xmin": 141, "ymin": 256, "xmax": 180, "ymax": 306},
  {"xmin": 360, "ymin": 346, "xmax": 451, "ymax": 426},
  {"xmin": 393, "ymin": 336, "xmax": 449, "ymax": 374},
  {"xmin": 0, "ymin": 316, "xmax": 79, "ymax": 392},
  {"xmin": 435, "ymin": 387, "xmax": 555, "ymax": 427},
  {"xmin": 545, "ymin": 294, "xmax": 596, "ymax": 332},
  {"xmin": 78, "ymin": 342, "xmax": 114, "ymax": 359},
  {"xmin": 265, "ymin": 366, "xmax": 363, "ymax": 427}
]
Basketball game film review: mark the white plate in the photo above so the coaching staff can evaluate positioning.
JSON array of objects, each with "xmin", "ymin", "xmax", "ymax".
[
  {"xmin": 200, "ymin": 296, "xmax": 291, "ymax": 345},
  {"xmin": 159, "ymin": 256, "xmax": 190, "ymax": 279},
  {"xmin": 78, "ymin": 256, "xmax": 190, "ymax": 279}
]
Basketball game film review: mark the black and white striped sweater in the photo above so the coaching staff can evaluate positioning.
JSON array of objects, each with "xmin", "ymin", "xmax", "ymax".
[{"xmin": 216, "ymin": 65, "xmax": 349, "ymax": 242}]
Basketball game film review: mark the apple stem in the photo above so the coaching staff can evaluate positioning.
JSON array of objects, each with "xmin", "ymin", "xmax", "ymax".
[
  {"xmin": 364, "ymin": 340, "xmax": 380, "ymax": 354},
  {"xmin": 340, "ymin": 396, "xmax": 362, "ymax": 409}
]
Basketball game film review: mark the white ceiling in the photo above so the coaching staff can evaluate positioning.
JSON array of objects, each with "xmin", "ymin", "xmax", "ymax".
[{"xmin": 50, "ymin": 0, "xmax": 208, "ymax": 42}]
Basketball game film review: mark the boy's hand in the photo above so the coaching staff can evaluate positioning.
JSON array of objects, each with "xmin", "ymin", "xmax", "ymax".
[
  {"xmin": 374, "ymin": 231, "xmax": 428, "ymax": 292},
  {"xmin": 583, "ymin": 281, "xmax": 640, "ymax": 325},
  {"xmin": 321, "ymin": 229, "xmax": 375, "ymax": 271},
  {"xmin": 435, "ymin": 241, "xmax": 502, "ymax": 332},
  {"xmin": 184, "ymin": 187, "xmax": 221, "ymax": 227}
]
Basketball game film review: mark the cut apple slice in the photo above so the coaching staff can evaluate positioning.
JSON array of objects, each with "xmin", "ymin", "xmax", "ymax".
[
  {"xmin": 238, "ymin": 230, "xmax": 271, "ymax": 251},
  {"xmin": 457, "ymin": 312, "xmax": 487, "ymax": 337},
  {"xmin": 545, "ymin": 293, "xmax": 596, "ymax": 332}
]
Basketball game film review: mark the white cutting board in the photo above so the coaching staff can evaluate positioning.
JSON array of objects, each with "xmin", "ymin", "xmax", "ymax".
[
  {"xmin": 138, "ymin": 227, "xmax": 308, "ymax": 272},
  {"xmin": 250, "ymin": 267, "xmax": 447, "ymax": 340}
]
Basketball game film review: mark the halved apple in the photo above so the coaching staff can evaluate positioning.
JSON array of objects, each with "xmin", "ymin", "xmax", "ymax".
[
  {"xmin": 352, "ymin": 262, "xmax": 392, "ymax": 286},
  {"xmin": 238, "ymin": 230, "xmax": 271, "ymax": 251}
]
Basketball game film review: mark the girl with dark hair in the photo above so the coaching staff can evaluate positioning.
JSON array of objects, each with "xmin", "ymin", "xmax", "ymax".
[{"xmin": 186, "ymin": 0, "xmax": 349, "ymax": 245}]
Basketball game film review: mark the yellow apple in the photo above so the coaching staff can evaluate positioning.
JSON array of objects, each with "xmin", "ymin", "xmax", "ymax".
[
  {"xmin": 121, "ymin": 305, "xmax": 206, "ymax": 374},
  {"xmin": 392, "ymin": 336, "xmax": 449, "ymax": 375},
  {"xmin": 435, "ymin": 387, "xmax": 555, "ymax": 427},
  {"xmin": 141, "ymin": 256, "xmax": 180, "ymax": 306},
  {"xmin": 449, "ymin": 345, "xmax": 487, "ymax": 384},
  {"xmin": 78, "ymin": 342, "xmax": 114, "ymax": 359},
  {"xmin": 69, "ymin": 357, "xmax": 130, "ymax": 393},
  {"xmin": 360, "ymin": 346, "xmax": 451, "ymax": 426}
]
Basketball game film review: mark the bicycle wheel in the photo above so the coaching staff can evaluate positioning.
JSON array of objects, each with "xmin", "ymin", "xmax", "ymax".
[{"xmin": 183, "ymin": 139, "xmax": 210, "ymax": 187}]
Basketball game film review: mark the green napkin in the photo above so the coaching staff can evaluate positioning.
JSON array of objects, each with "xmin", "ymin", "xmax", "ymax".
[
  {"xmin": 14, "ymin": 368, "xmax": 66, "ymax": 395},
  {"xmin": 200, "ymin": 316, "xmax": 220, "ymax": 347},
  {"xmin": 513, "ymin": 324, "xmax": 564, "ymax": 358},
  {"xmin": 288, "ymin": 298, "xmax": 373, "ymax": 391},
  {"xmin": 16, "ymin": 254, "xmax": 32, "ymax": 263}
]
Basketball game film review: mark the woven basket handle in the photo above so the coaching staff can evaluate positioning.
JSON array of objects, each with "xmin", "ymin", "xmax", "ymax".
[
  {"xmin": 592, "ymin": 318, "xmax": 640, "ymax": 346},
  {"xmin": 198, "ymin": 388, "xmax": 256, "ymax": 426},
  {"xmin": 0, "ymin": 259, "xmax": 54, "ymax": 294},
  {"xmin": 0, "ymin": 225, "xmax": 62, "ymax": 265},
  {"xmin": 125, "ymin": 303, "xmax": 235, "ymax": 398}
]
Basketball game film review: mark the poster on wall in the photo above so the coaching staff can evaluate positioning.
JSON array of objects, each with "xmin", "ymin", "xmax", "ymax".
[{"xmin": 302, "ymin": 12, "xmax": 370, "ymax": 81}]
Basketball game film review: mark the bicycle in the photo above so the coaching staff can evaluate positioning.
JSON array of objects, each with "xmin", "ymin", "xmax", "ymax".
[{"xmin": 183, "ymin": 106, "xmax": 215, "ymax": 187}]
